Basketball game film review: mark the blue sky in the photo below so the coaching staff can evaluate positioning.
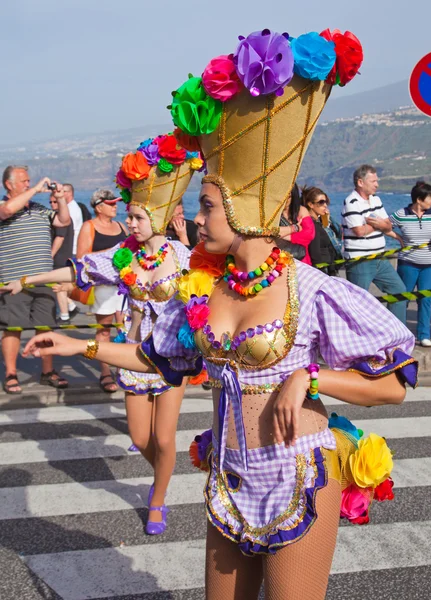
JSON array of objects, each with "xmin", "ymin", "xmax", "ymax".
[{"xmin": 0, "ymin": 0, "xmax": 429, "ymax": 144}]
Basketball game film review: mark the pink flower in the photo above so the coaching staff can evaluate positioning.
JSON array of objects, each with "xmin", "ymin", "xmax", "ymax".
[
  {"xmin": 340, "ymin": 484, "xmax": 372, "ymax": 524},
  {"xmin": 115, "ymin": 169, "xmax": 132, "ymax": 190},
  {"xmin": 186, "ymin": 303, "xmax": 210, "ymax": 331},
  {"xmin": 202, "ymin": 55, "xmax": 243, "ymax": 102}
]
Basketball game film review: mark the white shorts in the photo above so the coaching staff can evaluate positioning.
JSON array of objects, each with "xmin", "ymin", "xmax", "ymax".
[{"xmin": 91, "ymin": 285, "xmax": 126, "ymax": 315}]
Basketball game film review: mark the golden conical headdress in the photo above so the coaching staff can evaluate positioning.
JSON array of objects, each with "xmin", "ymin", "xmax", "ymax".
[
  {"xmin": 115, "ymin": 133, "xmax": 204, "ymax": 234},
  {"xmin": 170, "ymin": 28, "xmax": 363, "ymax": 236}
]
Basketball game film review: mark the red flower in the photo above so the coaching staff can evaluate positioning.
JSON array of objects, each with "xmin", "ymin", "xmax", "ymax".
[
  {"xmin": 157, "ymin": 134, "xmax": 187, "ymax": 165},
  {"xmin": 186, "ymin": 303, "xmax": 210, "ymax": 330},
  {"xmin": 174, "ymin": 128, "xmax": 201, "ymax": 152},
  {"xmin": 320, "ymin": 29, "xmax": 363, "ymax": 86},
  {"xmin": 123, "ymin": 272, "xmax": 137, "ymax": 286},
  {"xmin": 373, "ymin": 477, "xmax": 394, "ymax": 502},
  {"xmin": 350, "ymin": 513, "xmax": 370, "ymax": 525}
]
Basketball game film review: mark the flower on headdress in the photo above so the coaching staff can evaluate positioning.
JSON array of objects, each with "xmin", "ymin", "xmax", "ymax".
[
  {"xmin": 186, "ymin": 151, "xmax": 199, "ymax": 159},
  {"xmin": 174, "ymin": 128, "xmax": 201, "ymax": 152},
  {"xmin": 158, "ymin": 158, "xmax": 174, "ymax": 173},
  {"xmin": 177, "ymin": 321, "xmax": 197, "ymax": 349},
  {"xmin": 119, "ymin": 188, "xmax": 131, "ymax": 204},
  {"xmin": 190, "ymin": 242, "xmax": 226, "ymax": 277},
  {"xmin": 138, "ymin": 141, "xmax": 161, "ymax": 166},
  {"xmin": 373, "ymin": 477, "xmax": 394, "ymax": 502},
  {"xmin": 177, "ymin": 269, "xmax": 215, "ymax": 304},
  {"xmin": 170, "ymin": 76, "xmax": 223, "ymax": 136},
  {"xmin": 121, "ymin": 152, "xmax": 151, "ymax": 181},
  {"xmin": 290, "ymin": 32, "xmax": 336, "ymax": 81},
  {"xmin": 349, "ymin": 433, "xmax": 393, "ymax": 489},
  {"xmin": 137, "ymin": 138, "xmax": 153, "ymax": 149},
  {"xmin": 157, "ymin": 134, "xmax": 187, "ymax": 165},
  {"xmin": 115, "ymin": 169, "xmax": 131, "ymax": 190},
  {"xmin": 112, "ymin": 247, "xmax": 133, "ymax": 270},
  {"xmin": 186, "ymin": 295, "xmax": 210, "ymax": 330},
  {"xmin": 233, "ymin": 29, "xmax": 294, "ymax": 97},
  {"xmin": 320, "ymin": 29, "xmax": 363, "ymax": 86},
  {"xmin": 189, "ymin": 157, "xmax": 204, "ymax": 171},
  {"xmin": 340, "ymin": 484, "xmax": 372, "ymax": 524},
  {"xmin": 202, "ymin": 54, "xmax": 243, "ymax": 102}
]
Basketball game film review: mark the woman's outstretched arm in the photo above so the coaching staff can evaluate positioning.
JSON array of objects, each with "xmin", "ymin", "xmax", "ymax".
[{"xmin": 23, "ymin": 332, "xmax": 154, "ymax": 373}]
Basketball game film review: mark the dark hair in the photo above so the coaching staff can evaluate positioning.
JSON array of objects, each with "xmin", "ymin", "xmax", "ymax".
[
  {"xmin": 286, "ymin": 183, "xmax": 302, "ymax": 223},
  {"xmin": 301, "ymin": 186, "xmax": 330, "ymax": 209},
  {"xmin": 411, "ymin": 180, "xmax": 431, "ymax": 203},
  {"xmin": 353, "ymin": 165, "xmax": 376, "ymax": 187}
]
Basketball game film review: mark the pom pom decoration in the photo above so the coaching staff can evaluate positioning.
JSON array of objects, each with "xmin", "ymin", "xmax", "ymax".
[
  {"xmin": 202, "ymin": 54, "xmax": 243, "ymax": 102},
  {"xmin": 158, "ymin": 158, "xmax": 174, "ymax": 173},
  {"xmin": 188, "ymin": 368, "xmax": 208, "ymax": 385},
  {"xmin": 177, "ymin": 269, "xmax": 215, "ymax": 304},
  {"xmin": 170, "ymin": 76, "xmax": 223, "ymax": 136},
  {"xmin": 138, "ymin": 141, "xmax": 161, "ymax": 166},
  {"xmin": 290, "ymin": 32, "xmax": 336, "ymax": 81},
  {"xmin": 189, "ymin": 429, "xmax": 212, "ymax": 471},
  {"xmin": 373, "ymin": 477, "xmax": 394, "ymax": 502},
  {"xmin": 157, "ymin": 134, "xmax": 187, "ymax": 165},
  {"xmin": 233, "ymin": 29, "xmax": 294, "ymax": 97},
  {"xmin": 185, "ymin": 296, "xmax": 210, "ymax": 330},
  {"xmin": 119, "ymin": 188, "xmax": 131, "ymax": 204},
  {"xmin": 177, "ymin": 321, "xmax": 197, "ymax": 350},
  {"xmin": 121, "ymin": 152, "xmax": 151, "ymax": 181},
  {"xmin": 189, "ymin": 242, "xmax": 226, "ymax": 277},
  {"xmin": 349, "ymin": 433, "xmax": 393, "ymax": 489},
  {"xmin": 173, "ymin": 128, "xmax": 201, "ymax": 152},
  {"xmin": 189, "ymin": 157, "xmax": 204, "ymax": 170},
  {"xmin": 115, "ymin": 169, "xmax": 132, "ymax": 190},
  {"xmin": 320, "ymin": 29, "xmax": 363, "ymax": 86},
  {"xmin": 340, "ymin": 484, "xmax": 372, "ymax": 524},
  {"xmin": 112, "ymin": 247, "xmax": 134, "ymax": 270}
]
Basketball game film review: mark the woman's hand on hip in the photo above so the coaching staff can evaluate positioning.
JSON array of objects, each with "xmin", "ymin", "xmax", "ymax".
[{"xmin": 273, "ymin": 368, "xmax": 309, "ymax": 447}]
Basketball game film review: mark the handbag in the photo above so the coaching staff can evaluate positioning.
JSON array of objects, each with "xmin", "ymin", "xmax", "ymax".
[
  {"xmin": 69, "ymin": 221, "xmax": 96, "ymax": 305},
  {"xmin": 277, "ymin": 215, "xmax": 306, "ymax": 260}
]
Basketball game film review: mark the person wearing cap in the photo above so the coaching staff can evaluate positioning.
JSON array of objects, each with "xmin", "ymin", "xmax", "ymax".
[{"xmin": 75, "ymin": 189, "xmax": 128, "ymax": 392}]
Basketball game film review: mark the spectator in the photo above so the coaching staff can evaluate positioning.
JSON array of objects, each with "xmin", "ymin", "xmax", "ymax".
[
  {"xmin": 0, "ymin": 166, "xmax": 70, "ymax": 393},
  {"xmin": 302, "ymin": 186, "xmax": 339, "ymax": 276},
  {"xmin": 279, "ymin": 182, "xmax": 315, "ymax": 263},
  {"xmin": 165, "ymin": 198, "xmax": 198, "ymax": 248},
  {"xmin": 77, "ymin": 189, "xmax": 128, "ymax": 393},
  {"xmin": 50, "ymin": 193, "xmax": 77, "ymax": 324},
  {"xmin": 342, "ymin": 164, "xmax": 407, "ymax": 324},
  {"xmin": 390, "ymin": 181, "xmax": 431, "ymax": 346},
  {"xmin": 63, "ymin": 183, "xmax": 91, "ymax": 253}
]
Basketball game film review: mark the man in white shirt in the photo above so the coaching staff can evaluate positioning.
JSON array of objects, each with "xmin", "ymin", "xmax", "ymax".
[
  {"xmin": 341, "ymin": 164, "xmax": 407, "ymax": 324},
  {"xmin": 63, "ymin": 183, "xmax": 82, "ymax": 255}
]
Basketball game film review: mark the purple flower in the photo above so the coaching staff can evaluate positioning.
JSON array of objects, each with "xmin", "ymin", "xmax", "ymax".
[
  {"xmin": 138, "ymin": 142, "xmax": 160, "ymax": 166},
  {"xmin": 233, "ymin": 29, "xmax": 294, "ymax": 97},
  {"xmin": 185, "ymin": 294, "xmax": 209, "ymax": 311},
  {"xmin": 117, "ymin": 282, "xmax": 129, "ymax": 295}
]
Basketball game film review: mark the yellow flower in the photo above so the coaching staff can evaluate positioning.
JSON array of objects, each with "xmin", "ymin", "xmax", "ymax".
[
  {"xmin": 349, "ymin": 433, "xmax": 393, "ymax": 488},
  {"xmin": 120, "ymin": 266, "xmax": 133, "ymax": 279},
  {"xmin": 177, "ymin": 269, "xmax": 215, "ymax": 304},
  {"xmin": 189, "ymin": 157, "xmax": 204, "ymax": 171}
]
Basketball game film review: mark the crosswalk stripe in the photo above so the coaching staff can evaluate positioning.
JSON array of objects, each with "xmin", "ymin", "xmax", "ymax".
[
  {"xmin": 353, "ymin": 416, "xmax": 431, "ymax": 438},
  {"xmin": 0, "ymin": 457, "xmax": 429, "ymax": 521},
  {"xmin": 22, "ymin": 521, "xmax": 431, "ymax": 599}
]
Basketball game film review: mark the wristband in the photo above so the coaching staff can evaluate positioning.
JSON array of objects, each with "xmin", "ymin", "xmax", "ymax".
[
  {"xmin": 84, "ymin": 339, "xmax": 99, "ymax": 360},
  {"xmin": 20, "ymin": 276, "xmax": 30, "ymax": 289},
  {"xmin": 306, "ymin": 363, "xmax": 320, "ymax": 400}
]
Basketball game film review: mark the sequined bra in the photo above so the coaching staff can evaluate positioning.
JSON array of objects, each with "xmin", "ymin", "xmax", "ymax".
[{"xmin": 128, "ymin": 244, "xmax": 181, "ymax": 303}]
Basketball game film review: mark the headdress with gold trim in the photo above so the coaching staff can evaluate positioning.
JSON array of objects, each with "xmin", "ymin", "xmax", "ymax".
[
  {"xmin": 115, "ymin": 133, "xmax": 204, "ymax": 234},
  {"xmin": 169, "ymin": 28, "xmax": 363, "ymax": 236}
]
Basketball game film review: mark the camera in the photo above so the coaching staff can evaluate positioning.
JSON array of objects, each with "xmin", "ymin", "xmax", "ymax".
[{"xmin": 47, "ymin": 183, "xmax": 57, "ymax": 191}]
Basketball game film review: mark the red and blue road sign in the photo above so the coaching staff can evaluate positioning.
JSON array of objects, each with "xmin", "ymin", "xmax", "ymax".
[{"xmin": 409, "ymin": 53, "xmax": 431, "ymax": 117}]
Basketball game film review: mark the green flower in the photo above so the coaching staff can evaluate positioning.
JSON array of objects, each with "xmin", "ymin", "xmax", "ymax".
[
  {"xmin": 120, "ymin": 188, "xmax": 131, "ymax": 204},
  {"xmin": 158, "ymin": 158, "xmax": 174, "ymax": 173},
  {"xmin": 170, "ymin": 76, "xmax": 223, "ymax": 136},
  {"xmin": 112, "ymin": 247, "xmax": 133, "ymax": 270}
]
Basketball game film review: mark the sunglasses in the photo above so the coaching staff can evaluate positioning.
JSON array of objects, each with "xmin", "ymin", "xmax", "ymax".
[{"xmin": 313, "ymin": 199, "xmax": 329, "ymax": 206}]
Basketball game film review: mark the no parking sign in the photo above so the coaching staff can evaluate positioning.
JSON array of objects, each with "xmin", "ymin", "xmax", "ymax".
[{"xmin": 409, "ymin": 52, "xmax": 431, "ymax": 117}]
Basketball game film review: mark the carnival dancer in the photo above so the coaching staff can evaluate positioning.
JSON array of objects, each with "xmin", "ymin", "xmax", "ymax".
[
  {"xmin": 23, "ymin": 28, "xmax": 418, "ymax": 600},
  {"xmin": 3, "ymin": 133, "xmax": 204, "ymax": 535}
]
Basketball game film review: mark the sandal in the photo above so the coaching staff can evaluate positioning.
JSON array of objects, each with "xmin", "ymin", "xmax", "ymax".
[
  {"xmin": 3, "ymin": 374, "xmax": 22, "ymax": 395},
  {"xmin": 99, "ymin": 374, "xmax": 118, "ymax": 394},
  {"xmin": 40, "ymin": 370, "xmax": 69, "ymax": 389}
]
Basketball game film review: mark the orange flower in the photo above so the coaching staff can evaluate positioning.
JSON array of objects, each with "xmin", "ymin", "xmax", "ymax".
[
  {"xmin": 190, "ymin": 242, "xmax": 226, "ymax": 277},
  {"xmin": 123, "ymin": 272, "xmax": 137, "ymax": 286},
  {"xmin": 188, "ymin": 370, "xmax": 208, "ymax": 385},
  {"xmin": 121, "ymin": 152, "xmax": 151, "ymax": 181}
]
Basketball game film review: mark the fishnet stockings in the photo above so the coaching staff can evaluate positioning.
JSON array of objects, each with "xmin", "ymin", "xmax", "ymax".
[{"xmin": 205, "ymin": 479, "xmax": 341, "ymax": 600}]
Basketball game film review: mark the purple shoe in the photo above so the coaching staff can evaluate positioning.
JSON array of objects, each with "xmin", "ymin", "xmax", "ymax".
[
  {"xmin": 145, "ymin": 505, "xmax": 169, "ymax": 535},
  {"xmin": 147, "ymin": 482, "xmax": 155, "ymax": 507}
]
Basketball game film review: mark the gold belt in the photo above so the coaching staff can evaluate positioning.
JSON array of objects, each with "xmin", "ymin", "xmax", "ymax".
[{"xmin": 208, "ymin": 376, "xmax": 283, "ymax": 395}]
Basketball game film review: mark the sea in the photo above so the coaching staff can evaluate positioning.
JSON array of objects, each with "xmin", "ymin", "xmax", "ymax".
[{"xmin": 40, "ymin": 190, "xmax": 412, "ymax": 250}]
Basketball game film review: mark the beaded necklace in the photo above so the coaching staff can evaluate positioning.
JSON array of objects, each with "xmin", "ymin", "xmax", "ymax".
[
  {"xmin": 224, "ymin": 247, "xmax": 289, "ymax": 296},
  {"xmin": 136, "ymin": 241, "xmax": 169, "ymax": 271}
]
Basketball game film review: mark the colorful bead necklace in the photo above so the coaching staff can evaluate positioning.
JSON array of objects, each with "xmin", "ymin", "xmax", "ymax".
[
  {"xmin": 224, "ymin": 248, "xmax": 289, "ymax": 296},
  {"xmin": 136, "ymin": 242, "xmax": 169, "ymax": 271}
]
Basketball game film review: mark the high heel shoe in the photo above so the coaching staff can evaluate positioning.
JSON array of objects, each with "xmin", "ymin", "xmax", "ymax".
[{"xmin": 145, "ymin": 505, "xmax": 169, "ymax": 535}]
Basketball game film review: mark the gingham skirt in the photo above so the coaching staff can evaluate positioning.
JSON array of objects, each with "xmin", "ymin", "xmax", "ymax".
[
  {"xmin": 205, "ymin": 428, "xmax": 337, "ymax": 556},
  {"xmin": 117, "ymin": 337, "xmax": 171, "ymax": 396}
]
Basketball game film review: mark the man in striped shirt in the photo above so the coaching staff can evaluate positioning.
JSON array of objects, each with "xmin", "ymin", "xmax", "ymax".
[
  {"xmin": 0, "ymin": 166, "xmax": 71, "ymax": 394},
  {"xmin": 341, "ymin": 164, "xmax": 407, "ymax": 324}
]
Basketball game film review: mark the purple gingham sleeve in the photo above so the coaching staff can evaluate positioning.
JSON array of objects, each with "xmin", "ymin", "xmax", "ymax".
[
  {"xmin": 68, "ymin": 244, "xmax": 122, "ymax": 289},
  {"xmin": 310, "ymin": 277, "xmax": 417, "ymax": 386},
  {"xmin": 170, "ymin": 240, "xmax": 191, "ymax": 270}
]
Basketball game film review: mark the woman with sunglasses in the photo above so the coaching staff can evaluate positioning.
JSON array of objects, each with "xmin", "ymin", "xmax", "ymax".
[{"xmin": 303, "ymin": 186, "xmax": 339, "ymax": 276}]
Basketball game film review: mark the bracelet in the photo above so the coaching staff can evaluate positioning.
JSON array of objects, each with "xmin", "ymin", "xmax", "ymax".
[
  {"xmin": 306, "ymin": 363, "xmax": 320, "ymax": 400},
  {"xmin": 292, "ymin": 224, "xmax": 300, "ymax": 233},
  {"xmin": 84, "ymin": 339, "xmax": 99, "ymax": 360},
  {"xmin": 20, "ymin": 276, "xmax": 30, "ymax": 289}
]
